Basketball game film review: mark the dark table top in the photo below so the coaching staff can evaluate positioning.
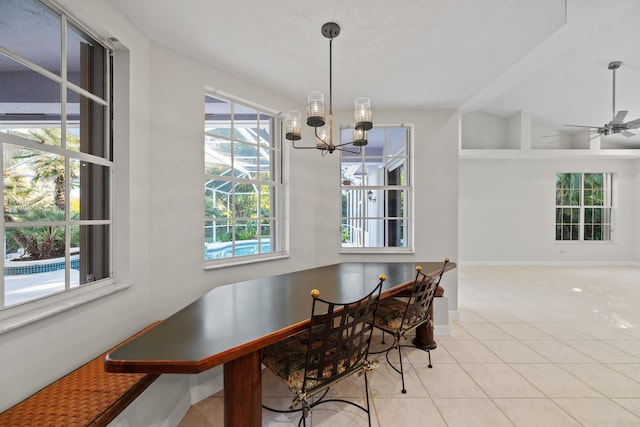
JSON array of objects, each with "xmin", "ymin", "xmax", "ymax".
[{"xmin": 105, "ymin": 261, "xmax": 454, "ymax": 374}]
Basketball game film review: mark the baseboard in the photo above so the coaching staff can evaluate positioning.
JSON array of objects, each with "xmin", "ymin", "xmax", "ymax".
[{"xmin": 458, "ymin": 261, "xmax": 640, "ymax": 267}]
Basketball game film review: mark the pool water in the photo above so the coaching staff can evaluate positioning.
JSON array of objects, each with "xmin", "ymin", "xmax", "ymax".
[{"xmin": 205, "ymin": 240, "xmax": 271, "ymax": 260}]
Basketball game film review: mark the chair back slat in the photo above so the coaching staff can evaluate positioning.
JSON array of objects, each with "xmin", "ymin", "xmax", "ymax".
[
  {"xmin": 302, "ymin": 280, "xmax": 382, "ymax": 388},
  {"xmin": 401, "ymin": 258, "xmax": 449, "ymax": 331},
  {"xmin": 401, "ymin": 273, "xmax": 437, "ymax": 329}
]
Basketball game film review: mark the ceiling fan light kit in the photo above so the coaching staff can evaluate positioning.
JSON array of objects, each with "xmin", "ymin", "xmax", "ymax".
[{"xmin": 285, "ymin": 22, "xmax": 373, "ymax": 155}]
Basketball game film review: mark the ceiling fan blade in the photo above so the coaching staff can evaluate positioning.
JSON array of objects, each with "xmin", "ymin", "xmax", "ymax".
[
  {"xmin": 563, "ymin": 124, "xmax": 599, "ymax": 129},
  {"xmin": 612, "ymin": 110, "xmax": 628, "ymax": 125},
  {"xmin": 623, "ymin": 118, "xmax": 640, "ymax": 128},
  {"xmin": 621, "ymin": 130, "xmax": 636, "ymax": 137}
]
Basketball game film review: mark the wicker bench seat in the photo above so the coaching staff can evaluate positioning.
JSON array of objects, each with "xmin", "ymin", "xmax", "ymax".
[{"xmin": 0, "ymin": 322, "xmax": 160, "ymax": 427}]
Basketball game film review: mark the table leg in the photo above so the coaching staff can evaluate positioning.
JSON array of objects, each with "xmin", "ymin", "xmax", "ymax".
[
  {"xmin": 224, "ymin": 350, "xmax": 262, "ymax": 427},
  {"xmin": 413, "ymin": 286, "xmax": 444, "ymax": 350},
  {"xmin": 412, "ymin": 311, "xmax": 437, "ymax": 350}
]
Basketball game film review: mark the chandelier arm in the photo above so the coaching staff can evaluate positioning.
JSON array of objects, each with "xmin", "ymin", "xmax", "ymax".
[
  {"xmin": 291, "ymin": 139, "xmax": 323, "ymax": 150},
  {"xmin": 336, "ymin": 145, "xmax": 362, "ymax": 154},
  {"xmin": 333, "ymin": 140, "xmax": 360, "ymax": 149}
]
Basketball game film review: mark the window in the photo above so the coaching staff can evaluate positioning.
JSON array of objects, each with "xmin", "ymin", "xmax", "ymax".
[
  {"xmin": 204, "ymin": 93, "xmax": 283, "ymax": 263},
  {"xmin": 340, "ymin": 125, "xmax": 412, "ymax": 251},
  {"xmin": 0, "ymin": 0, "xmax": 112, "ymax": 309},
  {"xmin": 555, "ymin": 172, "xmax": 612, "ymax": 241}
]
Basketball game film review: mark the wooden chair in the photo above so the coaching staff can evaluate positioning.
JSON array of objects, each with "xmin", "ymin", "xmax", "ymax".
[
  {"xmin": 261, "ymin": 275, "xmax": 385, "ymax": 427},
  {"xmin": 370, "ymin": 258, "xmax": 449, "ymax": 393}
]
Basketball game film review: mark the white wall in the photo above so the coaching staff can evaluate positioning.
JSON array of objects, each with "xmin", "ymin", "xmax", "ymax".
[
  {"xmin": 634, "ymin": 159, "xmax": 640, "ymax": 262},
  {"xmin": 459, "ymin": 158, "xmax": 637, "ymax": 264},
  {"xmin": 0, "ymin": 0, "xmax": 460, "ymax": 415}
]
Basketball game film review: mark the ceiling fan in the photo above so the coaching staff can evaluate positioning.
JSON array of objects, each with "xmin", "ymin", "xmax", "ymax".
[{"xmin": 564, "ymin": 61, "xmax": 640, "ymax": 139}]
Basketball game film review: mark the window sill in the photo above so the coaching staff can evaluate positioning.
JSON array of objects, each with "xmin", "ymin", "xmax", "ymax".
[
  {"xmin": 0, "ymin": 282, "xmax": 131, "ymax": 335},
  {"xmin": 340, "ymin": 248, "xmax": 415, "ymax": 255},
  {"xmin": 203, "ymin": 253, "xmax": 289, "ymax": 270}
]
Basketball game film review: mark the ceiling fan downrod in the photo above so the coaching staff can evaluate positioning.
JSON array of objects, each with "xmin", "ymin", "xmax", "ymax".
[{"xmin": 608, "ymin": 60, "xmax": 622, "ymax": 121}]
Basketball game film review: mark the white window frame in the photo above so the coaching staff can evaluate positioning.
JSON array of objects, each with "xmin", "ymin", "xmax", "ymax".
[
  {"xmin": 340, "ymin": 124, "xmax": 414, "ymax": 253},
  {"xmin": 203, "ymin": 90, "xmax": 285, "ymax": 268},
  {"xmin": 555, "ymin": 172, "xmax": 613, "ymax": 242},
  {"xmin": 0, "ymin": 0, "xmax": 116, "ymax": 325}
]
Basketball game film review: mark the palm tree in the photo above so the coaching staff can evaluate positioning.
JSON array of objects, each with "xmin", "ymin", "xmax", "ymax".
[
  {"xmin": 4, "ymin": 128, "xmax": 80, "ymax": 259},
  {"xmin": 10, "ymin": 128, "xmax": 79, "ymax": 211}
]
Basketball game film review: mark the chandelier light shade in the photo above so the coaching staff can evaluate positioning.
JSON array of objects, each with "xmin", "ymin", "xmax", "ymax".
[{"xmin": 286, "ymin": 22, "xmax": 373, "ymax": 155}]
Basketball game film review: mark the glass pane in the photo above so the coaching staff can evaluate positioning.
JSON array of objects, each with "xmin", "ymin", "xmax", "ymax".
[
  {"xmin": 205, "ymin": 219, "xmax": 232, "ymax": 244},
  {"xmin": 387, "ymin": 160, "xmax": 406, "ymax": 185},
  {"xmin": 205, "ymin": 95, "xmax": 231, "ymax": 123},
  {"xmin": 584, "ymin": 207, "xmax": 593, "ymax": 223},
  {"xmin": 364, "ymin": 128, "xmax": 385, "ymax": 157},
  {"xmin": 259, "ymin": 220, "xmax": 273, "ymax": 253},
  {"xmin": 364, "ymin": 218, "xmax": 384, "ymax": 247},
  {"xmin": 205, "ymin": 179, "xmax": 232, "ymax": 218},
  {"xmin": 0, "ymin": 0, "xmax": 61, "ymax": 75},
  {"xmin": 205, "ymin": 221, "xmax": 233, "ymax": 260},
  {"xmin": 234, "ymin": 182, "xmax": 258, "ymax": 218},
  {"xmin": 233, "ymin": 105, "xmax": 257, "ymax": 143},
  {"xmin": 584, "ymin": 224, "xmax": 593, "ymax": 240},
  {"xmin": 342, "ymin": 188, "xmax": 365, "ymax": 218},
  {"xmin": 362, "ymin": 157, "xmax": 384, "ymax": 186},
  {"xmin": 387, "ymin": 189, "xmax": 407, "ymax": 218},
  {"xmin": 0, "ymin": 53, "xmax": 61, "ymax": 133},
  {"xmin": 258, "ymin": 147, "xmax": 272, "ymax": 181},
  {"xmin": 67, "ymin": 22, "xmax": 106, "ymax": 97},
  {"xmin": 70, "ymin": 225, "xmax": 80, "ymax": 287},
  {"xmin": 234, "ymin": 220, "xmax": 258, "ymax": 245},
  {"xmin": 77, "ymin": 160, "xmax": 109, "ymax": 220},
  {"xmin": 68, "ymin": 89, "xmax": 107, "ymax": 157},
  {"xmin": 234, "ymin": 141, "xmax": 258, "ymax": 178},
  {"xmin": 570, "ymin": 173, "xmax": 581, "ymax": 189},
  {"xmin": 387, "ymin": 218, "xmax": 407, "ymax": 247},
  {"xmin": 4, "ymin": 145, "xmax": 65, "ymax": 221},
  {"xmin": 4, "ymin": 226, "xmax": 67, "ymax": 307},
  {"xmin": 260, "ymin": 186, "xmax": 272, "ymax": 217},
  {"xmin": 341, "ymin": 218, "xmax": 364, "ymax": 247},
  {"xmin": 569, "ymin": 189, "xmax": 580, "ymax": 205},
  {"xmin": 78, "ymin": 224, "xmax": 109, "ymax": 283},
  {"xmin": 341, "ymin": 158, "xmax": 363, "ymax": 186},
  {"xmin": 387, "ymin": 127, "xmax": 407, "ymax": 156},
  {"xmin": 205, "ymin": 136, "xmax": 232, "ymax": 176},
  {"xmin": 258, "ymin": 114, "xmax": 271, "ymax": 146}
]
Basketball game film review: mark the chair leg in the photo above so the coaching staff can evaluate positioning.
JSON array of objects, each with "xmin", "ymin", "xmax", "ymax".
[
  {"xmin": 364, "ymin": 371, "xmax": 372, "ymax": 427},
  {"xmin": 427, "ymin": 347, "xmax": 432, "ymax": 368},
  {"xmin": 381, "ymin": 330, "xmax": 386, "ymax": 345},
  {"xmin": 397, "ymin": 343, "xmax": 407, "ymax": 394}
]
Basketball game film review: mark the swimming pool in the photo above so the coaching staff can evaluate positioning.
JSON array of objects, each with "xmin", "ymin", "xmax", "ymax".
[{"xmin": 205, "ymin": 240, "xmax": 271, "ymax": 260}]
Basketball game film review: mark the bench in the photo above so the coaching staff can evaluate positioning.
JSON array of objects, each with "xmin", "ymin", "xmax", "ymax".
[{"xmin": 0, "ymin": 322, "xmax": 161, "ymax": 427}]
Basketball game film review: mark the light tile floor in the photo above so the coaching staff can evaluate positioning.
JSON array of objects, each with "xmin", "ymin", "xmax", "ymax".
[{"xmin": 178, "ymin": 265, "xmax": 640, "ymax": 426}]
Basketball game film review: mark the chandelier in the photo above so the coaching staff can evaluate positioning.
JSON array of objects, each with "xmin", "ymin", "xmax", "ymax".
[{"xmin": 284, "ymin": 22, "xmax": 373, "ymax": 155}]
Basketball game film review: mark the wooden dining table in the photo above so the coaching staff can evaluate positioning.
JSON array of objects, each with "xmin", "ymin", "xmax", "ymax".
[{"xmin": 105, "ymin": 260, "xmax": 455, "ymax": 427}]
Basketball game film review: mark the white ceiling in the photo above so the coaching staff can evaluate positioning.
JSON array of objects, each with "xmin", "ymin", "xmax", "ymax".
[{"xmin": 107, "ymin": 0, "xmax": 640, "ymax": 145}]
